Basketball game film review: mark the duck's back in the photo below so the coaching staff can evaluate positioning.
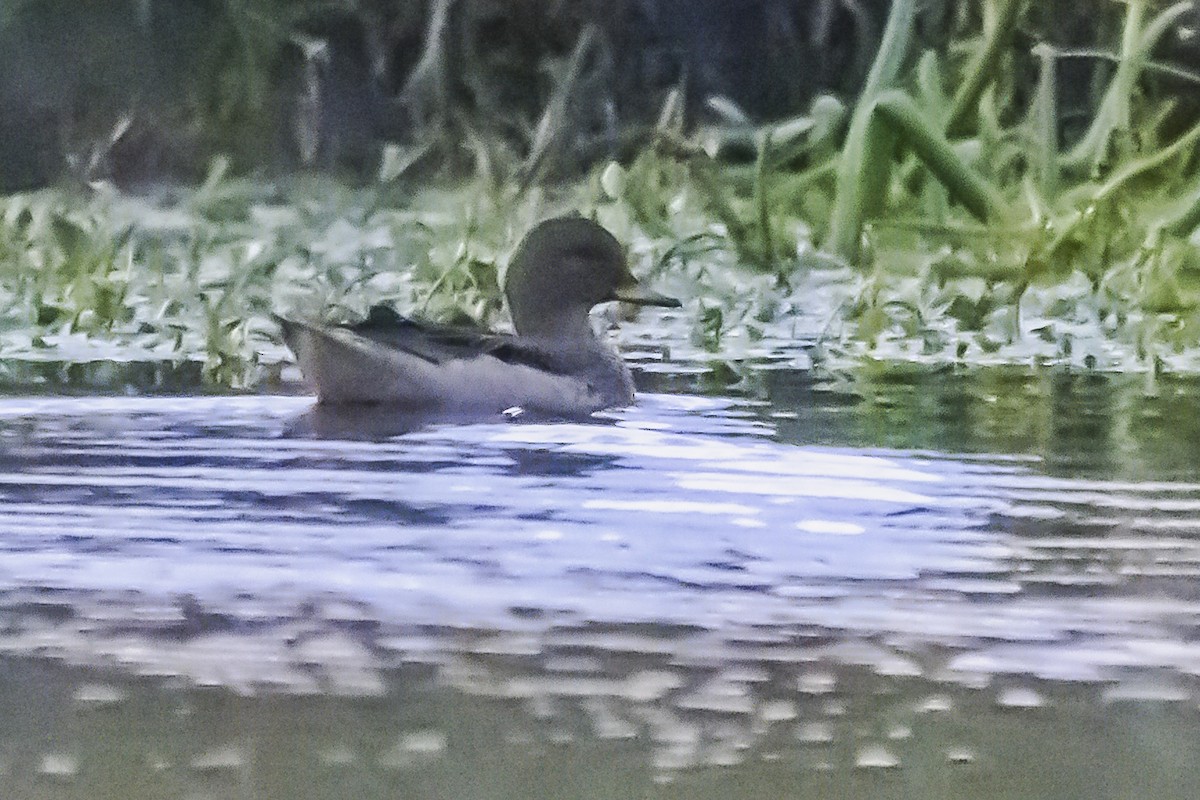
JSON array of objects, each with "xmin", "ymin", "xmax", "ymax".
[{"xmin": 277, "ymin": 309, "xmax": 634, "ymax": 415}]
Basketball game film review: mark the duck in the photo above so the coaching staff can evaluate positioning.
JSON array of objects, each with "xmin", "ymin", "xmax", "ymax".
[{"xmin": 276, "ymin": 216, "xmax": 681, "ymax": 415}]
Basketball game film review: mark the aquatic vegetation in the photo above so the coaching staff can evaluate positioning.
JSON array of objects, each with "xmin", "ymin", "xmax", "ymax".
[
  {"xmin": 4, "ymin": 1, "xmax": 1200, "ymax": 390},
  {"xmin": 646, "ymin": 0, "xmax": 1200, "ymax": 372}
]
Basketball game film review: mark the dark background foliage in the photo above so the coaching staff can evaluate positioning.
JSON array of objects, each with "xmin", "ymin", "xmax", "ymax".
[{"xmin": 8, "ymin": 0, "xmax": 1196, "ymax": 190}]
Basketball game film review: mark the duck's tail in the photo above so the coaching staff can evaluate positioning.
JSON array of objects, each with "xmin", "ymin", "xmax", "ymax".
[
  {"xmin": 273, "ymin": 314, "xmax": 302, "ymax": 355},
  {"xmin": 275, "ymin": 315, "xmax": 429, "ymax": 405}
]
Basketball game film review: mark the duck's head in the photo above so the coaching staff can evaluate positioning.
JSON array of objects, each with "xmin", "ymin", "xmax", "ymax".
[{"xmin": 504, "ymin": 216, "xmax": 680, "ymax": 340}]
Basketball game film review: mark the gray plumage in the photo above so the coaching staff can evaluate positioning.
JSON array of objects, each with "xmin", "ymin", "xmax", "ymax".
[{"xmin": 276, "ymin": 216, "xmax": 679, "ymax": 415}]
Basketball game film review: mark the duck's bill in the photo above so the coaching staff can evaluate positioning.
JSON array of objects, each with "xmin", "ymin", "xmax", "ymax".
[{"xmin": 613, "ymin": 284, "xmax": 682, "ymax": 308}]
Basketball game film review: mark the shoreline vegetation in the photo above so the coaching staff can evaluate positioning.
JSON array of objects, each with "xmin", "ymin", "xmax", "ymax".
[{"xmin": 4, "ymin": 1, "xmax": 1200, "ymax": 391}]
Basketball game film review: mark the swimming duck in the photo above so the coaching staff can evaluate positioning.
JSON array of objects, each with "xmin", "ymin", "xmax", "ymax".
[{"xmin": 276, "ymin": 216, "xmax": 680, "ymax": 415}]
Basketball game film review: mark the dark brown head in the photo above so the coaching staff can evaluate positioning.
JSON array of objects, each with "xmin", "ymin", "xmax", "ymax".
[{"xmin": 504, "ymin": 216, "xmax": 679, "ymax": 339}]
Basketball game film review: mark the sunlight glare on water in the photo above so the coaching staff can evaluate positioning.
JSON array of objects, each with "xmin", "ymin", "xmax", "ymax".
[
  {"xmin": 0, "ymin": 375, "xmax": 1199, "ymax": 798},
  {"xmin": 0, "ymin": 389, "xmax": 1194, "ymax": 669}
]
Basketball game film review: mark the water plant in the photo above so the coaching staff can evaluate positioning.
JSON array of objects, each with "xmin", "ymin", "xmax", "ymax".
[
  {"xmin": 6, "ymin": 1, "xmax": 1200, "ymax": 391},
  {"xmin": 642, "ymin": 0, "xmax": 1200, "ymax": 370}
]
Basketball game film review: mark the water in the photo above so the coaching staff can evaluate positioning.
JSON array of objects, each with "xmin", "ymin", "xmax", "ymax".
[{"xmin": 1, "ymin": 367, "xmax": 1199, "ymax": 799}]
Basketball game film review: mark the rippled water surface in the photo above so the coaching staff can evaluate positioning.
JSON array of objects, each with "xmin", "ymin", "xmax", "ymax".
[{"xmin": 2, "ymin": 368, "xmax": 1199, "ymax": 799}]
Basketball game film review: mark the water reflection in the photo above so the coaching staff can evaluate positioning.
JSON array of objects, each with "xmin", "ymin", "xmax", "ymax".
[
  {"xmin": 0, "ymin": 368, "xmax": 1198, "ymax": 797},
  {"xmin": 747, "ymin": 366, "xmax": 1200, "ymax": 477}
]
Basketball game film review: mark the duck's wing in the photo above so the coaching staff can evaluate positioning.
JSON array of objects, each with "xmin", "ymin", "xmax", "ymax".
[
  {"xmin": 274, "ymin": 307, "xmax": 624, "ymax": 412},
  {"xmin": 341, "ymin": 305, "xmax": 568, "ymax": 374},
  {"xmin": 275, "ymin": 307, "xmax": 608, "ymax": 410}
]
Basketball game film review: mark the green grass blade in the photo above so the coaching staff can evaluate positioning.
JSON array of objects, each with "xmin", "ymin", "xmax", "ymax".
[
  {"xmin": 1063, "ymin": 0, "xmax": 1191, "ymax": 172},
  {"xmin": 827, "ymin": 0, "xmax": 918, "ymax": 262},
  {"xmin": 1029, "ymin": 44, "xmax": 1060, "ymax": 197},
  {"xmin": 876, "ymin": 92, "xmax": 1008, "ymax": 222},
  {"xmin": 945, "ymin": 0, "xmax": 1023, "ymax": 137}
]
